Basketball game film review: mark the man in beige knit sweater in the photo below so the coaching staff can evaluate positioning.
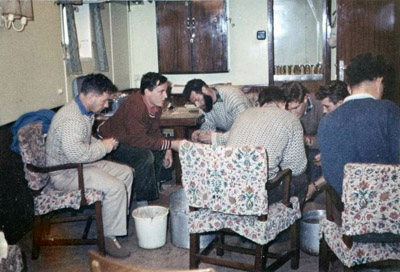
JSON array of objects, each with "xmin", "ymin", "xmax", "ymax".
[
  {"xmin": 226, "ymin": 86, "xmax": 307, "ymax": 205},
  {"xmin": 46, "ymin": 74, "xmax": 134, "ymax": 258}
]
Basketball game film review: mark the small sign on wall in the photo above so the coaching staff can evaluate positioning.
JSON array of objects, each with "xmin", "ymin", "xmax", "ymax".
[{"xmin": 257, "ymin": 30, "xmax": 266, "ymax": 40}]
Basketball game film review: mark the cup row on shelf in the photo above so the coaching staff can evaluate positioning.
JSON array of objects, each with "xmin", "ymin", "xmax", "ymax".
[{"xmin": 275, "ymin": 64, "xmax": 323, "ymax": 75}]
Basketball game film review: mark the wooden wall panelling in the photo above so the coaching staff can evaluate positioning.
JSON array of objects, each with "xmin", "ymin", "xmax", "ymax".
[
  {"xmin": 191, "ymin": 0, "xmax": 228, "ymax": 73},
  {"xmin": 156, "ymin": 1, "xmax": 192, "ymax": 73},
  {"xmin": 337, "ymin": 0, "xmax": 399, "ymax": 103}
]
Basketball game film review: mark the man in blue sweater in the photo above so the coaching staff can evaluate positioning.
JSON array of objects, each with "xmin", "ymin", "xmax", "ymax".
[{"xmin": 318, "ymin": 53, "xmax": 400, "ymax": 197}]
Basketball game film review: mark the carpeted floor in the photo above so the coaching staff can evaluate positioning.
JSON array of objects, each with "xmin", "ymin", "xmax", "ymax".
[{"xmin": 18, "ymin": 182, "xmax": 329, "ymax": 272}]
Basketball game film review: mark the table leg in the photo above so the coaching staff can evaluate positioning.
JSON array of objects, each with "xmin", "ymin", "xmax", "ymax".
[{"xmin": 173, "ymin": 127, "xmax": 186, "ymax": 186}]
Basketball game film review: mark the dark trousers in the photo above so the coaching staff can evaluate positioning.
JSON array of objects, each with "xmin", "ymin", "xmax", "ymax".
[
  {"xmin": 268, "ymin": 172, "xmax": 307, "ymax": 208},
  {"xmin": 110, "ymin": 143, "xmax": 166, "ymax": 201},
  {"xmin": 307, "ymin": 148, "xmax": 321, "ymax": 183}
]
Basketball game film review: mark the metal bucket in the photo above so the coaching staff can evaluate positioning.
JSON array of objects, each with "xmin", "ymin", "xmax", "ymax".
[
  {"xmin": 169, "ymin": 189, "xmax": 215, "ymax": 249},
  {"xmin": 300, "ymin": 210, "xmax": 326, "ymax": 256}
]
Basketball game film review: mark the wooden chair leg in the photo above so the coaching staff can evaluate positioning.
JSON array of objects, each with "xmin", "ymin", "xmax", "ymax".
[
  {"xmin": 344, "ymin": 266, "xmax": 353, "ymax": 272},
  {"xmin": 189, "ymin": 233, "xmax": 200, "ymax": 269},
  {"xmin": 42, "ymin": 214, "xmax": 52, "ymax": 237},
  {"xmin": 94, "ymin": 202, "xmax": 105, "ymax": 255},
  {"xmin": 319, "ymin": 236, "xmax": 329, "ymax": 272},
  {"xmin": 255, "ymin": 244, "xmax": 267, "ymax": 271},
  {"xmin": 32, "ymin": 215, "xmax": 42, "ymax": 260},
  {"xmin": 216, "ymin": 232, "xmax": 224, "ymax": 256},
  {"xmin": 82, "ymin": 216, "xmax": 93, "ymax": 239},
  {"xmin": 290, "ymin": 221, "xmax": 300, "ymax": 269}
]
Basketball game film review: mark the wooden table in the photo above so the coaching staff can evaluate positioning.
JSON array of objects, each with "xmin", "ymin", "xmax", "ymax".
[{"xmin": 161, "ymin": 107, "xmax": 203, "ymax": 185}]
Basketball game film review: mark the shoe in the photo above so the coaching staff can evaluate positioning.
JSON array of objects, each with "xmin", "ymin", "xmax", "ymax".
[{"xmin": 105, "ymin": 237, "xmax": 131, "ymax": 258}]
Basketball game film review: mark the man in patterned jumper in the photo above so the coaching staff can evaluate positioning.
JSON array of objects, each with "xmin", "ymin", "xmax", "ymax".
[
  {"xmin": 305, "ymin": 80, "xmax": 349, "ymax": 201},
  {"xmin": 99, "ymin": 72, "xmax": 181, "ymax": 206},
  {"xmin": 225, "ymin": 86, "xmax": 307, "ymax": 205},
  {"xmin": 282, "ymin": 81, "xmax": 324, "ymax": 186},
  {"xmin": 46, "ymin": 74, "xmax": 134, "ymax": 258},
  {"xmin": 183, "ymin": 79, "xmax": 252, "ymax": 145},
  {"xmin": 319, "ymin": 53, "xmax": 400, "ymax": 197}
]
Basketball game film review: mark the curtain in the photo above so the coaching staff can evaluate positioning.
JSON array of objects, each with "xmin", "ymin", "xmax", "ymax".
[
  {"xmin": 90, "ymin": 3, "xmax": 109, "ymax": 72},
  {"xmin": 56, "ymin": 0, "xmax": 82, "ymax": 4},
  {"xmin": 0, "ymin": 0, "xmax": 34, "ymax": 20},
  {"xmin": 65, "ymin": 4, "xmax": 83, "ymax": 75}
]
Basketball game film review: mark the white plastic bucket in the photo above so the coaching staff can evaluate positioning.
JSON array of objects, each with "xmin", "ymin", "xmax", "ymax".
[{"xmin": 132, "ymin": 206, "xmax": 169, "ymax": 249}]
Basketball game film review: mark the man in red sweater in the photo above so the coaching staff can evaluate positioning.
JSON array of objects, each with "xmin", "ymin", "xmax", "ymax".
[{"xmin": 98, "ymin": 72, "xmax": 180, "ymax": 205}]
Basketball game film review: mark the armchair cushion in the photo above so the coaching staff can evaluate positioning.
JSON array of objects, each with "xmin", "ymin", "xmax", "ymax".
[
  {"xmin": 34, "ymin": 188, "xmax": 103, "ymax": 215},
  {"xmin": 320, "ymin": 215, "xmax": 400, "ymax": 268},
  {"xmin": 180, "ymin": 140, "xmax": 269, "ymax": 216},
  {"xmin": 189, "ymin": 197, "xmax": 300, "ymax": 245},
  {"xmin": 18, "ymin": 122, "xmax": 49, "ymax": 190},
  {"xmin": 320, "ymin": 163, "xmax": 400, "ymax": 268},
  {"xmin": 342, "ymin": 163, "xmax": 400, "ymax": 236},
  {"xmin": 1, "ymin": 245, "xmax": 24, "ymax": 272}
]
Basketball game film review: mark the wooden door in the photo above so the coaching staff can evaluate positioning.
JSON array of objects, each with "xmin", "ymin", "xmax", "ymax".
[
  {"xmin": 156, "ymin": 1, "xmax": 191, "ymax": 73},
  {"xmin": 156, "ymin": 0, "xmax": 228, "ymax": 74},
  {"xmin": 336, "ymin": 0, "xmax": 400, "ymax": 103},
  {"xmin": 191, "ymin": 0, "xmax": 228, "ymax": 73}
]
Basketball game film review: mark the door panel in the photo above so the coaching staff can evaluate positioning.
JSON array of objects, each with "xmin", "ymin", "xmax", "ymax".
[
  {"xmin": 337, "ymin": 0, "xmax": 399, "ymax": 103},
  {"xmin": 156, "ymin": 0, "xmax": 228, "ymax": 74},
  {"xmin": 191, "ymin": 0, "xmax": 228, "ymax": 73},
  {"xmin": 156, "ymin": 1, "xmax": 191, "ymax": 73}
]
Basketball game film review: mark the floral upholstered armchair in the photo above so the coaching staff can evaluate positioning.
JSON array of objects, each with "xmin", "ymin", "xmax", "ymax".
[
  {"xmin": 17, "ymin": 122, "xmax": 105, "ymax": 259},
  {"xmin": 179, "ymin": 140, "xmax": 301, "ymax": 271},
  {"xmin": 319, "ymin": 163, "xmax": 400, "ymax": 270}
]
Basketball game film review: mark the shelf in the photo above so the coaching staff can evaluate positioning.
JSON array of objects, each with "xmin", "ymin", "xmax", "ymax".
[{"xmin": 274, "ymin": 74, "xmax": 323, "ymax": 82}]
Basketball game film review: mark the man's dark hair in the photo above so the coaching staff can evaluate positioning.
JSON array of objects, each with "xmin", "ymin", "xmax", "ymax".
[
  {"xmin": 183, "ymin": 79, "xmax": 208, "ymax": 101},
  {"xmin": 258, "ymin": 86, "xmax": 286, "ymax": 107},
  {"xmin": 140, "ymin": 72, "xmax": 168, "ymax": 95},
  {"xmin": 316, "ymin": 81, "xmax": 349, "ymax": 104},
  {"xmin": 81, "ymin": 73, "xmax": 117, "ymax": 95},
  {"xmin": 345, "ymin": 53, "xmax": 390, "ymax": 88},
  {"xmin": 281, "ymin": 81, "xmax": 309, "ymax": 103}
]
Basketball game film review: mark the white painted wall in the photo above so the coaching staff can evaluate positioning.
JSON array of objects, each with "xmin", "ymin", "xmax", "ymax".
[
  {"xmin": 0, "ymin": 1, "xmax": 65, "ymax": 126},
  {"xmin": 128, "ymin": 0, "xmax": 270, "ymax": 88},
  {"xmin": 0, "ymin": 2, "xmax": 130, "ymax": 125}
]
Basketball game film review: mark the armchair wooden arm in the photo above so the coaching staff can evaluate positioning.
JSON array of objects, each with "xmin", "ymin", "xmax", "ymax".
[
  {"xmin": 266, "ymin": 168, "xmax": 292, "ymax": 206},
  {"xmin": 27, "ymin": 162, "xmax": 88, "ymax": 206},
  {"xmin": 324, "ymin": 184, "xmax": 352, "ymax": 248},
  {"xmin": 324, "ymin": 184, "xmax": 343, "ymax": 222}
]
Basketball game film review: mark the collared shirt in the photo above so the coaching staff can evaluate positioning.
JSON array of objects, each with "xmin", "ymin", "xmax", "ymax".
[
  {"xmin": 141, "ymin": 95, "xmax": 160, "ymax": 118},
  {"xmin": 214, "ymin": 89, "xmax": 223, "ymax": 103},
  {"xmin": 344, "ymin": 93, "xmax": 376, "ymax": 103},
  {"xmin": 302, "ymin": 96, "xmax": 313, "ymax": 117},
  {"xmin": 75, "ymin": 95, "xmax": 93, "ymax": 117},
  {"xmin": 200, "ymin": 85, "xmax": 253, "ymax": 145}
]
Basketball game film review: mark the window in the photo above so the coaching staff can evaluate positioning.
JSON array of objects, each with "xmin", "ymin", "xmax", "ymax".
[{"xmin": 62, "ymin": 4, "xmax": 92, "ymax": 59}]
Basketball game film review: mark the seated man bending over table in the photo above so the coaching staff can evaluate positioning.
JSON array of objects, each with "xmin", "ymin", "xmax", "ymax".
[
  {"xmin": 98, "ymin": 72, "xmax": 180, "ymax": 206},
  {"xmin": 305, "ymin": 80, "xmax": 349, "ymax": 201},
  {"xmin": 281, "ymin": 81, "xmax": 324, "ymax": 186},
  {"xmin": 183, "ymin": 79, "xmax": 252, "ymax": 145},
  {"xmin": 319, "ymin": 53, "xmax": 400, "ymax": 198},
  {"xmin": 224, "ymin": 86, "xmax": 307, "ymax": 205}
]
